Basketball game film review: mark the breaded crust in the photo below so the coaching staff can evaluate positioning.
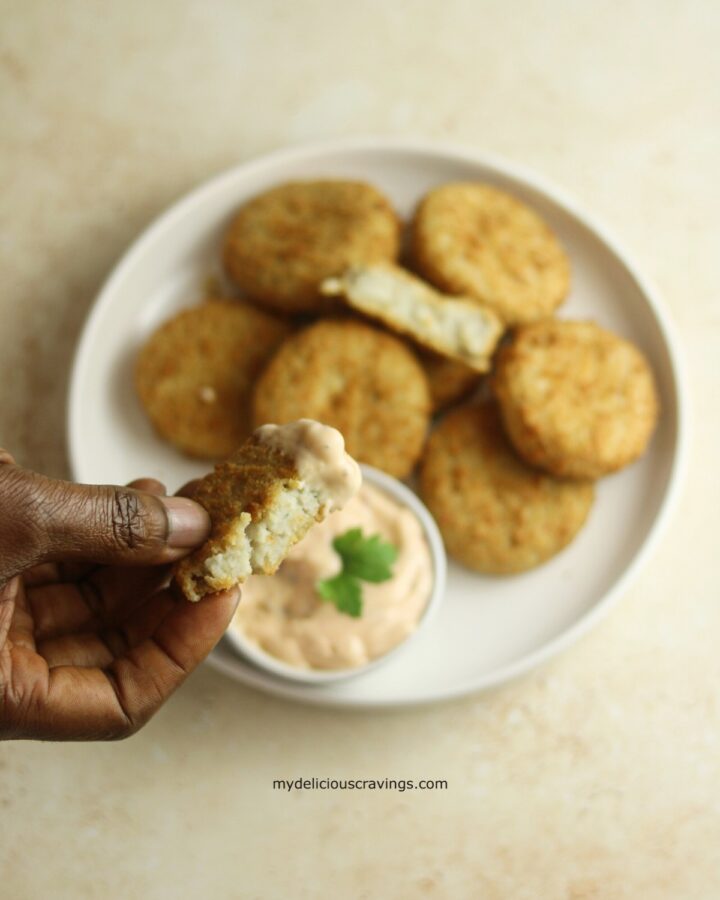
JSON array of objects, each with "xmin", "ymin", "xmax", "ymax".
[
  {"xmin": 412, "ymin": 182, "xmax": 570, "ymax": 325},
  {"xmin": 420, "ymin": 351, "xmax": 483, "ymax": 413},
  {"xmin": 253, "ymin": 319, "xmax": 431, "ymax": 478},
  {"xmin": 175, "ymin": 420, "xmax": 361, "ymax": 602},
  {"xmin": 135, "ymin": 301, "xmax": 291, "ymax": 459},
  {"xmin": 322, "ymin": 262, "xmax": 504, "ymax": 372},
  {"xmin": 420, "ymin": 403, "xmax": 594, "ymax": 574},
  {"xmin": 223, "ymin": 180, "xmax": 401, "ymax": 314},
  {"xmin": 175, "ymin": 438, "xmax": 300, "ymax": 602},
  {"xmin": 493, "ymin": 320, "xmax": 660, "ymax": 479}
]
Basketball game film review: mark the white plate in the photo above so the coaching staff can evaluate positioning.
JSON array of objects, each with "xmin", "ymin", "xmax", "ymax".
[{"xmin": 68, "ymin": 137, "xmax": 686, "ymax": 709}]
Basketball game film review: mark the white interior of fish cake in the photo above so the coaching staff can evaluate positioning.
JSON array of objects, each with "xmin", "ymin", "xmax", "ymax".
[
  {"xmin": 325, "ymin": 268, "xmax": 499, "ymax": 362},
  {"xmin": 188, "ymin": 483, "xmax": 327, "ymax": 602}
]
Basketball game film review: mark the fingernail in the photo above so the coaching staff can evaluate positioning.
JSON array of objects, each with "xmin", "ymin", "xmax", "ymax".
[{"xmin": 161, "ymin": 497, "xmax": 211, "ymax": 548}]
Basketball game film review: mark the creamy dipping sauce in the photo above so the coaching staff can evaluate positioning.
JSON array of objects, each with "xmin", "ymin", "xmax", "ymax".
[
  {"xmin": 231, "ymin": 481, "xmax": 434, "ymax": 670},
  {"xmin": 256, "ymin": 419, "xmax": 361, "ymax": 511}
]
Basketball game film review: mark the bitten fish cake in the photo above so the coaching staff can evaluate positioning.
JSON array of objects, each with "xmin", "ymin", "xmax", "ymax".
[
  {"xmin": 412, "ymin": 182, "xmax": 570, "ymax": 325},
  {"xmin": 493, "ymin": 319, "xmax": 660, "ymax": 480},
  {"xmin": 223, "ymin": 180, "xmax": 401, "ymax": 314},
  {"xmin": 253, "ymin": 319, "xmax": 431, "ymax": 479},
  {"xmin": 175, "ymin": 420, "xmax": 361, "ymax": 602},
  {"xmin": 420, "ymin": 403, "xmax": 594, "ymax": 574},
  {"xmin": 135, "ymin": 301, "xmax": 292, "ymax": 460},
  {"xmin": 321, "ymin": 262, "xmax": 504, "ymax": 372}
]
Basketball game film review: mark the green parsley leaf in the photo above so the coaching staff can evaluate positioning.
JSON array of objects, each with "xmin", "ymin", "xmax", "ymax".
[
  {"xmin": 317, "ymin": 573, "xmax": 362, "ymax": 618},
  {"xmin": 331, "ymin": 528, "xmax": 398, "ymax": 583},
  {"xmin": 316, "ymin": 528, "xmax": 398, "ymax": 617}
]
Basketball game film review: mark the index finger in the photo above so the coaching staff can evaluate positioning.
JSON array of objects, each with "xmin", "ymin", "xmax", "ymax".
[{"xmin": 175, "ymin": 479, "xmax": 202, "ymax": 500}]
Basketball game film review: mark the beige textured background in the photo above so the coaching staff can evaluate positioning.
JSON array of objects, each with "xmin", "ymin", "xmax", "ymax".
[{"xmin": 1, "ymin": 1, "xmax": 719, "ymax": 897}]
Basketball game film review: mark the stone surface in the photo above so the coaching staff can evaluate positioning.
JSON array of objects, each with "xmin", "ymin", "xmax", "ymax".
[{"xmin": 1, "ymin": 1, "xmax": 719, "ymax": 897}]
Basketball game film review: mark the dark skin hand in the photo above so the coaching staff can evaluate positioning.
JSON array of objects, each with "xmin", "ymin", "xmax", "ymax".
[{"xmin": 0, "ymin": 450, "xmax": 238, "ymax": 741}]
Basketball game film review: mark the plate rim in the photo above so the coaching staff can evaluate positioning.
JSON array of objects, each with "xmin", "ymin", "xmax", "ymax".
[{"xmin": 67, "ymin": 135, "xmax": 688, "ymax": 709}]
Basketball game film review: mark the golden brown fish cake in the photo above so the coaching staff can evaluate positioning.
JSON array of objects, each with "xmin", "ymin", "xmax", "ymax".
[
  {"xmin": 420, "ymin": 403, "xmax": 594, "ymax": 574},
  {"xmin": 223, "ymin": 180, "xmax": 401, "ymax": 314},
  {"xmin": 175, "ymin": 420, "xmax": 361, "ymax": 602},
  {"xmin": 493, "ymin": 320, "xmax": 660, "ymax": 480},
  {"xmin": 135, "ymin": 301, "xmax": 292, "ymax": 460},
  {"xmin": 253, "ymin": 319, "xmax": 431, "ymax": 478},
  {"xmin": 411, "ymin": 182, "xmax": 570, "ymax": 325},
  {"xmin": 420, "ymin": 351, "xmax": 483, "ymax": 413}
]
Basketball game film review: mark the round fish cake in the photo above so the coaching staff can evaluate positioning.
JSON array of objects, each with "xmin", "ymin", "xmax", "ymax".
[
  {"xmin": 135, "ymin": 301, "xmax": 292, "ymax": 459},
  {"xmin": 411, "ymin": 182, "xmax": 570, "ymax": 325},
  {"xmin": 223, "ymin": 180, "xmax": 401, "ymax": 314},
  {"xmin": 420, "ymin": 351, "xmax": 483, "ymax": 413},
  {"xmin": 253, "ymin": 319, "xmax": 431, "ymax": 478},
  {"xmin": 493, "ymin": 320, "xmax": 660, "ymax": 480},
  {"xmin": 420, "ymin": 403, "xmax": 594, "ymax": 574}
]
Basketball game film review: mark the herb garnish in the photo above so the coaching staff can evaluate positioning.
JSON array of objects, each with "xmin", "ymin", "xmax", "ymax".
[{"xmin": 316, "ymin": 528, "xmax": 398, "ymax": 618}]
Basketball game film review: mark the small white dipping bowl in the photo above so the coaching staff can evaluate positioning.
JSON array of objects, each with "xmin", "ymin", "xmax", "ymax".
[{"xmin": 223, "ymin": 464, "xmax": 447, "ymax": 684}]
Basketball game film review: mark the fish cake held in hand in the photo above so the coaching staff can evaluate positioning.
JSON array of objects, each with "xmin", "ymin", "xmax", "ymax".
[
  {"xmin": 175, "ymin": 420, "xmax": 361, "ymax": 602},
  {"xmin": 135, "ymin": 301, "xmax": 292, "ymax": 459},
  {"xmin": 253, "ymin": 319, "xmax": 431, "ymax": 479},
  {"xmin": 223, "ymin": 180, "xmax": 401, "ymax": 314},
  {"xmin": 412, "ymin": 182, "xmax": 570, "ymax": 325},
  {"xmin": 420, "ymin": 403, "xmax": 594, "ymax": 574},
  {"xmin": 493, "ymin": 319, "xmax": 660, "ymax": 480}
]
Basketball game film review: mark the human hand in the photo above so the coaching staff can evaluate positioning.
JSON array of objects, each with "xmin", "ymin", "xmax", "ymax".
[{"xmin": 0, "ymin": 451, "xmax": 238, "ymax": 741}]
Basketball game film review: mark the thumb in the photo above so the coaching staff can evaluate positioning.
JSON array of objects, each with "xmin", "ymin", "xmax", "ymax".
[{"xmin": 0, "ymin": 462, "xmax": 210, "ymax": 578}]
